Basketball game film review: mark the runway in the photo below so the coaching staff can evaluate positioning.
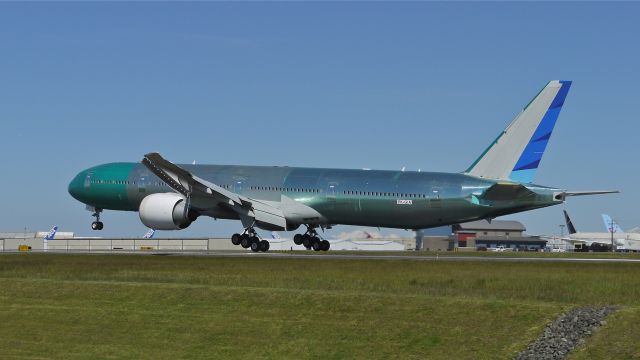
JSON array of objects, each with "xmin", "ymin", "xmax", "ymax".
[
  {"xmin": 178, "ymin": 251, "xmax": 640, "ymax": 263},
  {"xmin": 3, "ymin": 243, "xmax": 640, "ymax": 263}
]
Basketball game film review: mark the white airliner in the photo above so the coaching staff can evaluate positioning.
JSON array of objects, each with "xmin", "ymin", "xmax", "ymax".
[{"xmin": 562, "ymin": 211, "xmax": 640, "ymax": 251}]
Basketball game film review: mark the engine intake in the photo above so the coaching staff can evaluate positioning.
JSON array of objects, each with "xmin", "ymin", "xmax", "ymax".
[{"xmin": 139, "ymin": 193, "xmax": 193, "ymax": 230}]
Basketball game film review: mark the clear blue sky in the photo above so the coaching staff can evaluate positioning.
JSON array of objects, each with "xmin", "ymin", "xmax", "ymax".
[{"xmin": 1, "ymin": 2, "xmax": 638, "ymax": 238}]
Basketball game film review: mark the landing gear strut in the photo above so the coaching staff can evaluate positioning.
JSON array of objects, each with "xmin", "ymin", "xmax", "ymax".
[
  {"xmin": 230, "ymin": 228, "xmax": 270, "ymax": 252},
  {"xmin": 293, "ymin": 226, "xmax": 330, "ymax": 251},
  {"xmin": 91, "ymin": 209, "xmax": 104, "ymax": 230}
]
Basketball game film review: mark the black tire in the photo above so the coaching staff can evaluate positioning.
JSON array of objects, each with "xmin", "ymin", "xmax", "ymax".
[
  {"xmin": 312, "ymin": 237, "xmax": 322, "ymax": 251},
  {"xmin": 302, "ymin": 234, "xmax": 312, "ymax": 248},
  {"xmin": 240, "ymin": 237, "xmax": 251, "ymax": 248},
  {"xmin": 250, "ymin": 236, "xmax": 259, "ymax": 245},
  {"xmin": 91, "ymin": 222, "xmax": 99, "ymax": 230},
  {"xmin": 231, "ymin": 233, "xmax": 241, "ymax": 245},
  {"xmin": 251, "ymin": 241, "xmax": 260, "ymax": 252},
  {"xmin": 293, "ymin": 234, "xmax": 303, "ymax": 245},
  {"xmin": 260, "ymin": 240, "xmax": 270, "ymax": 252},
  {"xmin": 321, "ymin": 240, "xmax": 330, "ymax": 251},
  {"xmin": 98, "ymin": 222, "xmax": 104, "ymax": 230}
]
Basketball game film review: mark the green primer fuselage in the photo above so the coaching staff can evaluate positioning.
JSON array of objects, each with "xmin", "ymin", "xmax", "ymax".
[{"xmin": 68, "ymin": 162, "xmax": 562, "ymax": 230}]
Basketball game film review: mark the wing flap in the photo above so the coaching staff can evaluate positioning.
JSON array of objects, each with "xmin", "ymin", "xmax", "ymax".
[{"xmin": 250, "ymin": 199, "xmax": 287, "ymax": 229}]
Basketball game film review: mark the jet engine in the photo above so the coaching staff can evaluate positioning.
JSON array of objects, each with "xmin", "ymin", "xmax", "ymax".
[{"xmin": 139, "ymin": 193, "xmax": 195, "ymax": 230}]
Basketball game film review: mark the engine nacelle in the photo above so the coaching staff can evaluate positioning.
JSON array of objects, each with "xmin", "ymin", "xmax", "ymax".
[{"xmin": 139, "ymin": 193, "xmax": 192, "ymax": 230}]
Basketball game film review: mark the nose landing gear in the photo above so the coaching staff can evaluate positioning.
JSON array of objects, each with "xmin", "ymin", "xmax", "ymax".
[{"xmin": 91, "ymin": 209, "xmax": 104, "ymax": 230}]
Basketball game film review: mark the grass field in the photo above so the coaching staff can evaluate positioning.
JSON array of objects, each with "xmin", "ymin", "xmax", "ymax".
[{"xmin": 0, "ymin": 254, "xmax": 639, "ymax": 359}]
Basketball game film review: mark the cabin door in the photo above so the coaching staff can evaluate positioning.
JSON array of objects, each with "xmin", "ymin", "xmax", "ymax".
[
  {"xmin": 430, "ymin": 186, "xmax": 443, "ymax": 209},
  {"xmin": 234, "ymin": 178, "xmax": 245, "ymax": 194},
  {"xmin": 327, "ymin": 182, "xmax": 337, "ymax": 201},
  {"xmin": 84, "ymin": 173, "xmax": 92, "ymax": 190},
  {"xmin": 138, "ymin": 175, "xmax": 147, "ymax": 194}
]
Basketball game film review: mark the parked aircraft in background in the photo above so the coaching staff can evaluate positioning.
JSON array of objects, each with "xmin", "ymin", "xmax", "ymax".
[
  {"xmin": 562, "ymin": 211, "xmax": 640, "ymax": 251},
  {"xmin": 602, "ymin": 214, "xmax": 625, "ymax": 235},
  {"xmin": 41, "ymin": 225, "xmax": 59, "ymax": 252},
  {"xmin": 68, "ymin": 80, "xmax": 617, "ymax": 252},
  {"xmin": 43, "ymin": 226, "xmax": 58, "ymax": 240},
  {"xmin": 143, "ymin": 229, "xmax": 155, "ymax": 239}
]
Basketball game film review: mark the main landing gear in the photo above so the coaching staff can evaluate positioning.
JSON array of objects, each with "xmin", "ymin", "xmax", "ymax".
[
  {"xmin": 293, "ymin": 227, "xmax": 330, "ymax": 251},
  {"xmin": 231, "ymin": 228, "xmax": 270, "ymax": 252},
  {"xmin": 91, "ymin": 209, "xmax": 104, "ymax": 230}
]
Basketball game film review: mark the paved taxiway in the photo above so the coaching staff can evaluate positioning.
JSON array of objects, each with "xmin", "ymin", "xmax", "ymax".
[{"xmin": 178, "ymin": 251, "xmax": 640, "ymax": 263}]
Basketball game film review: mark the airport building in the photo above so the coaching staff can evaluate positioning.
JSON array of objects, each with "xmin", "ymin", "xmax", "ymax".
[{"xmin": 451, "ymin": 220, "xmax": 547, "ymax": 251}]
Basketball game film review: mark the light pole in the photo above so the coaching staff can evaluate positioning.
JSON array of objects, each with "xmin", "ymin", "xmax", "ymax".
[{"xmin": 610, "ymin": 218, "xmax": 615, "ymax": 253}]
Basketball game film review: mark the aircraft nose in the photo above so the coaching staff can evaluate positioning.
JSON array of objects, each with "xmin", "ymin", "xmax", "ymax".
[{"xmin": 68, "ymin": 171, "xmax": 85, "ymax": 201}]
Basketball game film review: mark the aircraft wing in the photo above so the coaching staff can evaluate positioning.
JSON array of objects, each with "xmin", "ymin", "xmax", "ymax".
[{"xmin": 142, "ymin": 153, "xmax": 287, "ymax": 230}]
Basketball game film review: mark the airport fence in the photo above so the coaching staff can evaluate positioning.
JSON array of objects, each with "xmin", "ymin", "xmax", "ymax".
[{"xmin": 0, "ymin": 238, "xmax": 230, "ymax": 253}]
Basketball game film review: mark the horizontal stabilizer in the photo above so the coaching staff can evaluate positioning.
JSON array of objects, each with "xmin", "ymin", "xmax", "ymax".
[{"xmin": 564, "ymin": 190, "xmax": 620, "ymax": 197}]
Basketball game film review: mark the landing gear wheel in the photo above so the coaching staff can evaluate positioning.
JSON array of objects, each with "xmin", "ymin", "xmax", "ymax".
[
  {"xmin": 231, "ymin": 233, "xmax": 241, "ymax": 246},
  {"xmin": 311, "ymin": 237, "xmax": 322, "ymax": 251},
  {"xmin": 91, "ymin": 221, "xmax": 103, "ymax": 230},
  {"xmin": 302, "ymin": 234, "xmax": 312, "ymax": 248},
  {"xmin": 321, "ymin": 240, "xmax": 330, "ymax": 251},
  {"xmin": 250, "ymin": 241, "xmax": 260, "ymax": 252},
  {"xmin": 259, "ymin": 240, "xmax": 270, "ymax": 252},
  {"xmin": 240, "ymin": 235, "xmax": 251, "ymax": 249},
  {"xmin": 299, "ymin": 225, "xmax": 324, "ymax": 250},
  {"xmin": 90, "ymin": 209, "xmax": 104, "ymax": 230}
]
